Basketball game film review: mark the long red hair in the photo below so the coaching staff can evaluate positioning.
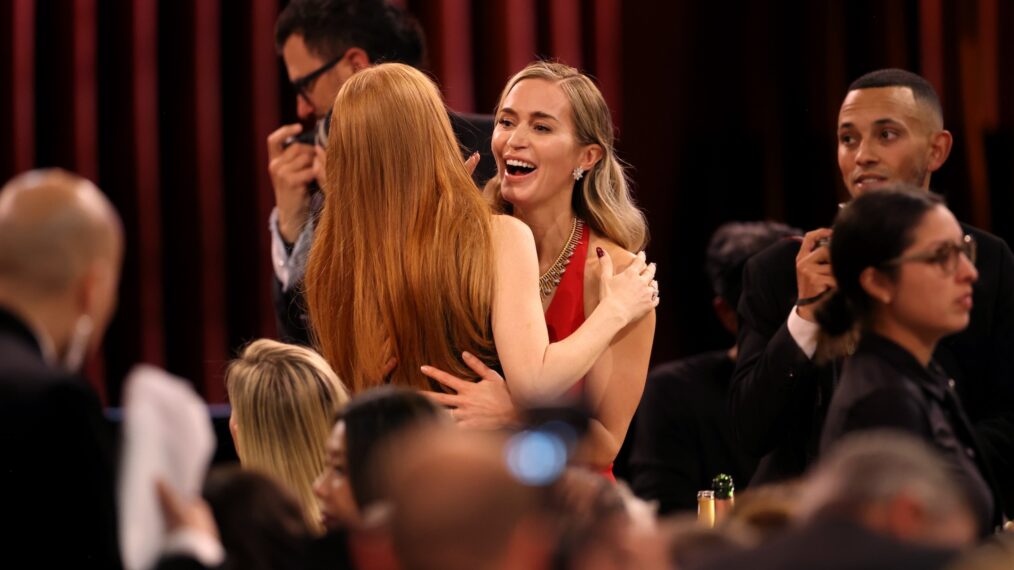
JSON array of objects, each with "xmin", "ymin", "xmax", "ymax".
[{"xmin": 305, "ymin": 63, "xmax": 497, "ymax": 393}]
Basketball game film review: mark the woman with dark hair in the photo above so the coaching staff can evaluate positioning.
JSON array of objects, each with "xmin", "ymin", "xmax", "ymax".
[
  {"xmin": 815, "ymin": 186, "xmax": 998, "ymax": 533},
  {"xmin": 202, "ymin": 468, "xmax": 315, "ymax": 570},
  {"xmin": 313, "ymin": 386, "xmax": 445, "ymax": 530},
  {"xmin": 156, "ymin": 468, "xmax": 356, "ymax": 570}
]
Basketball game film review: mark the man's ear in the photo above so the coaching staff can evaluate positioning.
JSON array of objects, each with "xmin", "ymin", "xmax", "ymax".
[
  {"xmin": 77, "ymin": 259, "xmax": 118, "ymax": 318},
  {"xmin": 346, "ymin": 47, "xmax": 371, "ymax": 73},
  {"xmin": 74, "ymin": 262, "xmax": 102, "ymax": 316},
  {"xmin": 927, "ymin": 129, "xmax": 953, "ymax": 174}
]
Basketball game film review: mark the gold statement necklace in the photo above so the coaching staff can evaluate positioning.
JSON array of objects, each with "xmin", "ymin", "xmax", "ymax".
[{"xmin": 539, "ymin": 217, "xmax": 584, "ymax": 297}]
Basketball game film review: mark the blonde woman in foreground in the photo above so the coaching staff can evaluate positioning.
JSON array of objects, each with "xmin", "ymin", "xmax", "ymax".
[
  {"xmin": 226, "ymin": 338, "xmax": 350, "ymax": 534},
  {"xmin": 304, "ymin": 63, "xmax": 657, "ymax": 410}
]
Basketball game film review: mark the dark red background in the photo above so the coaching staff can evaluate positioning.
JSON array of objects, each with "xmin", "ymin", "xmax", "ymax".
[{"xmin": 2, "ymin": 0, "xmax": 1012, "ymax": 404}]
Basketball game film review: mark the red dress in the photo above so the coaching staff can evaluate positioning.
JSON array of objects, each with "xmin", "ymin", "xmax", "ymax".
[
  {"xmin": 544, "ymin": 223, "xmax": 591, "ymax": 352},
  {"xmin": 543, "ymin": 223, "xmax": 615, "ymax": 480}
]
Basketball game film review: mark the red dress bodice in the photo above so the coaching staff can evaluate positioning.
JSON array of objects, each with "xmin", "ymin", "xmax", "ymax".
[
  {"xmin": 544, "ymin": 223, "xmax": 591, "ymax": 347},
  {"xmin": 542, "ymin": 223, "xmax": 615, "ymax": 480}
]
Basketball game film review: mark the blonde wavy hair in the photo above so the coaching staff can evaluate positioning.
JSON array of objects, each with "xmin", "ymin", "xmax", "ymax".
[
  {"xmin": 225, "ymin": 338, "xmax": 350, "ymax": 534},
  {"xmin": 305, "ymin": 63, "xmax": 498, "ymax": 393},
  {"xmin": 486, "ymin": 61, "xmax": 648, "ymax": 251}
]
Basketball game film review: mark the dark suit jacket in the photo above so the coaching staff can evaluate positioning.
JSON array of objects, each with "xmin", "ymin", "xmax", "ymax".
[
  {"xmin": 627, "ymin": 351, "xmax": 756, "ymax": 514},
  {"xmin": 695, "ymin": 517, "xmax": 958, "ymax": 570},
  {"xmin": 0, "ymin": 307, "xmax": 121, "ymax": 568},
  {"xmin": 731, "ymin": 222, "xmax": 1014, "ymax": 516},
  {"xmin": 731, "ymin": 236, "xmax": 836, "ymax": 482},
  {"xmin": 273, "ymin": 111, "xmax": 496, "ymax": 346},
  {"xmin": 449, "ymin": 111, "xmax": 497, "ymax": 186}
]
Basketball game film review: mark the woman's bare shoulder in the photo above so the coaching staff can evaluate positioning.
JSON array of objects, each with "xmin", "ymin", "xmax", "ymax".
[{"xmin": 490, "ymin": 214, "xmax": 535, "ymax": 248}]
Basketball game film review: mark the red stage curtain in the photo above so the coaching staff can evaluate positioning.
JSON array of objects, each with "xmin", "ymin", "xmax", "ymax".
[{"xmin": 1, "ymin": 0, "xmax": 1012, "ymax": 400}]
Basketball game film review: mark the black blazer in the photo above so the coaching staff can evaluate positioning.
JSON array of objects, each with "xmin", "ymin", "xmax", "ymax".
[
  {"xmin": 821, "ymin": 333, "xmax": 1000, "ymax": 533},
  {"xmin": 0, "ymin": 308, "xmax": 121, "ymax": 568},
  {"xmin": 730, "ymin": 236, "xmax": 836, "ymax": 482},
  {"xmin": 627, "ymin": 351, "xmax": 756, "ymax": 514},
  {"xmin": 731, "ymin": 222, "xmax": 1014, "ymax": 512},
  {"xmin": 273, "ymin": 110, "xmax": 496, "ymax": 346},
  {"xmin": 449, "ymin": 111, "xmax": 497, "ymax": 185}
]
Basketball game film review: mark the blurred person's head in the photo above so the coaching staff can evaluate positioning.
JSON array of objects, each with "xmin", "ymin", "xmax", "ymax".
[
  {"xmin": 203, "ymin": 467, "xmax": 313, "ymax": 570},
  {"xmin": 799, "ymin": 430, "xmax": 979, "ymax": 547},
  {"xmin": 838, "ymin": 69, "xmax": 952, "ymax": 197},
  {"xmin": 660, "ymin": 514, "xmax": 758, "ymax": 569},
  {"xmin": 305, "ymin": 63, "xmax": 497, "ymax": 393},
  {"xmin": 0, "ymin": 169, "xmax": 123, "ymax": 372},
  {"xmin": 487, "ymin": 60, "xmax": 647, "ymax": 252},
  {"xmin": 815, "ymin": 186, "xmax": 976, "ymax": 361},
  {"xmin": 725, "ymin": 479, "xmax": 805, "ymax": 541},
  {"xmin": 705, "ymin": 221, "xmax": 800, "ymax": 336},
  {"xmin": 314, "ymin": 386, "xmax": 444, "ymax": 530},
  {"xmin": 550, "ymin": 469, "xmax": 668, "ymax": 570},
  {"xmin": 226, "ymin": 338, "xmax": 350, "ymax": 533},
  {"xmin": 274, "ymin": 0, "xmax": 424, "ymax": 119},
  {"xmin": 383, "ymin": 426, "xmax": 556, "ymax": 570},
  {"xmin": 550, "ymin": 467, "xmax": 628, "ymax": 570}
]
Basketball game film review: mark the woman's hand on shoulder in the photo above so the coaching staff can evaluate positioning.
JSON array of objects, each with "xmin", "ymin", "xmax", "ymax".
[{"xmin": 595, "ymin": 247, "xmax": 659, "ymax": 326}]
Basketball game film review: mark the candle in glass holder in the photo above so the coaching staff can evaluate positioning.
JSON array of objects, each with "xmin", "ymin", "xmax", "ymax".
[{"xmin": 697, "ymin": 490, "xmax": 715, "ymax": 528}]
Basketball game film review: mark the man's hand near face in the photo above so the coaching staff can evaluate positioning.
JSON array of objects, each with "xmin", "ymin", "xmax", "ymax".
[{"xmin": 268, "ymin": 123, "xmax": 317, "ymax": 243}]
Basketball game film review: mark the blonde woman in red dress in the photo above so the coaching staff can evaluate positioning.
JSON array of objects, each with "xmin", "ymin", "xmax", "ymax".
[{"xmin": 423, "ymin": 62, "xmax": 656, "ymax": 475}]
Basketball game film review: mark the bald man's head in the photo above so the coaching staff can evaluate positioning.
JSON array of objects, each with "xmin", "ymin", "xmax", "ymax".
[
  {"xmin": 0, "ymin": 169, "xmax": 123, "ymax": 363},
  {"xmin": 0, "ymin": 169, "xmax": 122, "ymax": 296}
]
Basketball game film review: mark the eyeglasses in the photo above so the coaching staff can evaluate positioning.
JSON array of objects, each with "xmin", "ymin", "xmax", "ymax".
[
  {"xmin": 291, "ymin": 49, "xmax": 349, "ymax": 104},
  {"xmin": 880, "ymin": 234, "xmax": 977, "ymax": 275}
]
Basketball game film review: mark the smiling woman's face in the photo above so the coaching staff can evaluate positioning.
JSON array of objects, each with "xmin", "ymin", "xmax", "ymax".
[{"xmin": 492, "ymin": 78, "xmax": 589, "ymax": 210}]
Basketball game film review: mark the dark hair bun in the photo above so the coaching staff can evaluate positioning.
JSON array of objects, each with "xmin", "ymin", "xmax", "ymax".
[{"xmin": 815, "ymin": 290, "xmax": 855, "ymax": 338}]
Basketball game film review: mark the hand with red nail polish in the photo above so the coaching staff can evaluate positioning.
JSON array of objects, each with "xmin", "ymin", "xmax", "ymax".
[{"xmin": 596, "ymin": 249, "xmax": 659, "ymax": 326}]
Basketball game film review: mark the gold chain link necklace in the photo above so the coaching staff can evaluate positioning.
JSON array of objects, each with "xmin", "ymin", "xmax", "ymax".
[{"xmin": 539, "ymin": 217, "xmax": 584, "ymax": 297}]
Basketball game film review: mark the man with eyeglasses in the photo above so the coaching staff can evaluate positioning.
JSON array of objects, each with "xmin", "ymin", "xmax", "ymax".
[
  {"xmin": 731, "ymin": 68, "xmax": 1014, "ymax": 522},
  {"xmin": 266, "ymin": 0, "xmax": 495, "ymax": 345}
]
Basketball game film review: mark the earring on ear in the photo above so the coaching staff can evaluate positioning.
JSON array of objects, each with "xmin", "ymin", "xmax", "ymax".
[{"xmin": 572, "ymin": 167, "xmax": 585, "ymax": 181}]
